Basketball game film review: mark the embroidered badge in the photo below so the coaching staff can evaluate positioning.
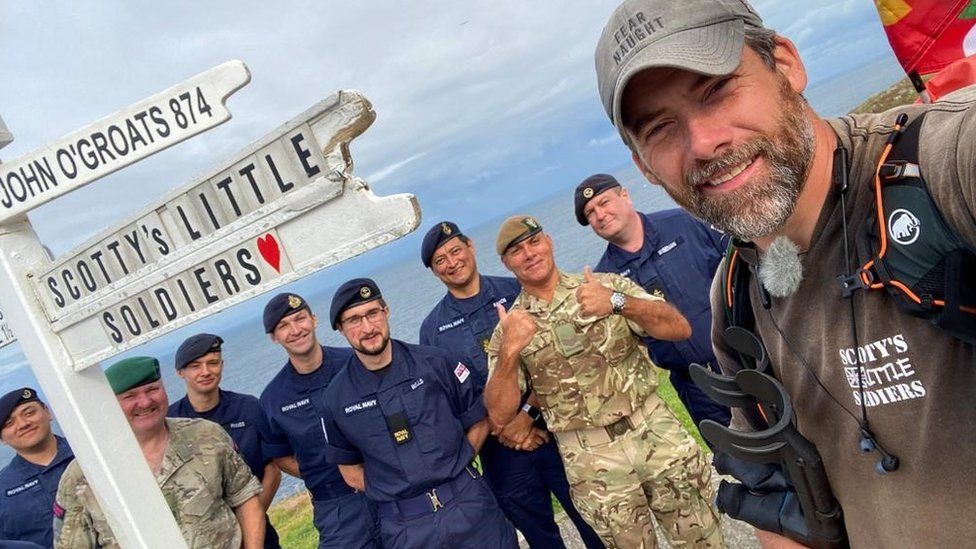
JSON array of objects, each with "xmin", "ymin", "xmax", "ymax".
[{"xmin": 454, "ymin": 362, "xmax": 470, "ymax": 383}]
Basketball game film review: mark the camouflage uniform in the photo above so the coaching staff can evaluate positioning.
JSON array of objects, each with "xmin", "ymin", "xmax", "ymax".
[
  {"xmin": 488, "ymin": 272, "xmax": 722, "ymax": 548},
  {"xmin": 54, "ymin": 418, "xmax": 262, "ymax": 548}
]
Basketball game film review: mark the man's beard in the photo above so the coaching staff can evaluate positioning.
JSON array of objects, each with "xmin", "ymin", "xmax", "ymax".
[
  {"xmin": 354, "ymin": 332, "xmax": 390, "ymax": 356},
  {"xmin": 680, "ymin": 78, "xmax": 814, "ymax": 241}
]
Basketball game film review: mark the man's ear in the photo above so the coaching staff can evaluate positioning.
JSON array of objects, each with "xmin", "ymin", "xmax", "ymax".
[
  {"xmin": 631, "ymin": 151, "xmax": 660, "ymax": 187},
  {"xmin": 771, "ymin": 36, "xmax": 807, "ymax": 94}
]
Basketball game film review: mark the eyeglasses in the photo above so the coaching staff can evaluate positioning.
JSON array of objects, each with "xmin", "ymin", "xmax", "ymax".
[{"xmin": 340, "ymin": 307, "xmax": 386, "ymax": 329}]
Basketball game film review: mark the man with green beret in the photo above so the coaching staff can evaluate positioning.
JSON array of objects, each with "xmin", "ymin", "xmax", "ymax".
[
  {"xmin": 53, "ymin": 356, "xmax": 265, "ymax": 548},
  {"xmin": 484, "ymin": 215, "xmax": 723, "ymax": 548}
]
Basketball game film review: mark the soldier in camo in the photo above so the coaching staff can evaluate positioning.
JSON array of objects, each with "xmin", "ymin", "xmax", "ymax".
[
  {"xmin": 54, "ymin": 356, "xmax": 264, "ymax": 548},
  {"xmin": 484, "ymin": 215, "xmax": 723, "ymax": 549}
]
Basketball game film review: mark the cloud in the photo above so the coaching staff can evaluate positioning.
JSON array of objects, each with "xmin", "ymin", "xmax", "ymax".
[
  {"xmin": 364, "ymin": 152, "xmax": 427, "ymax": 183},
  {"xmin": 588, "ymin": 132, "xmax": 620, "ymax": 147},
  {"xmin": 1, "ymin": 0, "xmax": 898, "ymax": 258}
]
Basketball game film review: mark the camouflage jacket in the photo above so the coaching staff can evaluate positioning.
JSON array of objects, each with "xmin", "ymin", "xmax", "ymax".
[
  {"xmin": 488, "ymin": 271, "xmax": 661, "ymax": 431},
  {"xmin": 54, "ymin": 418, "xmax": 262, "ymax": 548}
]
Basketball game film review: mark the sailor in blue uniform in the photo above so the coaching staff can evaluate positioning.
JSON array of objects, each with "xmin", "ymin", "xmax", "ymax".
[
  {"xmin": 168, "ymin": 333, "xmax": 282, "ymax": 549},
  {"xmin": 258, "ymin": 293, "xmax": 380, "ymax": 549},
  {"xmin": 576, "ymin": 174, "xmax": 732, "ymax": 429},
  {"xmin": 322, "ymin": 278, "xmax": 517, "ymax": 549},
  {"xmin": 418, "ymin": 221, "xmax": 604, "ymax": 549},
  {"xmin": 0, "ymin": 388, "xmax": 74, "ymax": 547}
]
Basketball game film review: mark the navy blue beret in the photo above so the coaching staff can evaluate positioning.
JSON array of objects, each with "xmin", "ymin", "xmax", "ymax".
[
  {"xmin": 0, "ymin": 387, "xmax": 42, "ymax": 430},
  {"xmin": 263, "ymin": 293, "xmax": 310, "ymax": 333},
  {"xmin": 574, "ymin": 174, "xmax": 621, "ymax": 225},
  {"xmin": 420, "ymin": 221, "xmax": 465, "ymax": 268},
  {"xmin": 175, "ymin": 333, "xmax": 223, "ymax": 370},
  {"xmin": 330, "ymin": 278, "xmax": 382, "ymax": 329}
]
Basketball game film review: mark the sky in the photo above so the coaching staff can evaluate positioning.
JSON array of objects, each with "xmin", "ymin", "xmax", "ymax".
[
  {"xmin": 0, "ymin": 1, "xmax": 906, "ymax": 378},
  {"xmin": 0, "ymin": 0, "xmax": 903, "ymax": 259}
]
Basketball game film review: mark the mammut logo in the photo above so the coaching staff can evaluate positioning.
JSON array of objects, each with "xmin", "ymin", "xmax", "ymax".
[{"xmin": 888, "ymin": 209, "xmax": 920, "ymax": 245}]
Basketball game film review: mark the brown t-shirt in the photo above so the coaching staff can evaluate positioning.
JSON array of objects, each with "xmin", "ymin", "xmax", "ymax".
[{"xmin": 710, "ymin": 89, "xmax": 976, "ymax": 548}]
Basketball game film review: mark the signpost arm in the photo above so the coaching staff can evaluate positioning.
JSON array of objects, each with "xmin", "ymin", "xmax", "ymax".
[{"xmin": 0, "ymin": 217, "xmax": 188, "ymax": 548}]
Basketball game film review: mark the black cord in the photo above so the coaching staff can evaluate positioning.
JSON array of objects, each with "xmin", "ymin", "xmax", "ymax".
[{"xmin": 763, "ymin": 304, "xmax": 864, "ymax": 430}]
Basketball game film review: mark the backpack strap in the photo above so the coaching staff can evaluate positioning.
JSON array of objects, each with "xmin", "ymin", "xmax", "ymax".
[{"xmin": 856, "ymin": 112, "xmax": 976, "ymax": 344}]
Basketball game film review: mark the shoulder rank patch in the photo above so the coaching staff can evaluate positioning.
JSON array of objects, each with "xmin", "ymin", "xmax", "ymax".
[{"xmin": 454, "ymin": 362, "xmax": 470, "ymax": 383}]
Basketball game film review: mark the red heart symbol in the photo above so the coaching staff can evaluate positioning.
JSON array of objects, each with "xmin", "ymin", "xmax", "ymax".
[{"xmin": 257, "ymin": 234, "xmax": 281, "ymax": 272}]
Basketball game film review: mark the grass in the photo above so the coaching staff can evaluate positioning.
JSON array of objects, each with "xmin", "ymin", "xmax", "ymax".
[
  {"xmin": 268, "ymin": 368, "xmax": 703, "ymax": 547},
  {"xmin": 849, "ymin": 77, "xmax": 917, "ymax": 114}
]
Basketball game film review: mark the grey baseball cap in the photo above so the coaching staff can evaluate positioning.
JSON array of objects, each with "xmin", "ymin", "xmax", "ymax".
[{"xmin": 595, "ymin": 0, "xmax": 764, "ymax": 134}]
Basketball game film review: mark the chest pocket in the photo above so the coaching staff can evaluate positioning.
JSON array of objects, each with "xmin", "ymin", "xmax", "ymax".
[
  {"xmin": 1, "ymin": 478, "xmax": 45, "ymax": 530},
  {"xmin": 521, "ymin": 330, "xmax": 577, "ymax": 399},
  {"xmin": 400, "ymin": 381, "xmax": 441, "ymax": 453},
  {"xmin": 578, "ymin": 314, "xmax": 633, "ymax": 364}
]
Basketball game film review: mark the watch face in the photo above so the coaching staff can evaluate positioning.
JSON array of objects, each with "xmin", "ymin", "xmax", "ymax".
[{"xmin": 611, "ymin": 291, "xmax": 626, "ymax": 312}]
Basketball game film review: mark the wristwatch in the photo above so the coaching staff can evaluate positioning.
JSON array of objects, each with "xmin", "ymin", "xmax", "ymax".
[
  {"xmin": 521, "ymin": 403, "xmax": 544, "ymax": 422},
  {"xmin": 610, "ymin": 291, "xmax": 626, "ymax": 314}
]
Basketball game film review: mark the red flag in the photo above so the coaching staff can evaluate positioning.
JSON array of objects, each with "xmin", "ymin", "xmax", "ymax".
[{"xmin": 875, "ymin": 0, "xmax": 976, "ymax": 77}]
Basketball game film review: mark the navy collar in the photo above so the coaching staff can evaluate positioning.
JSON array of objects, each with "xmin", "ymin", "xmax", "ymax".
[
  {"xmin": 349, "ymin": 339, "xmax": 414, "ymax": 397},
  {"xmin": 9, "ymin": 434, "xmax": 73, "ymax": 472},
  {"xmin": 605, "ymin": 212, "xmax": 658, "ymax": 264}
]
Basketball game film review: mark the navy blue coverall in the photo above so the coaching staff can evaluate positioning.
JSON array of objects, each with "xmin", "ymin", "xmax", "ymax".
[
  {"xmin": 320, "ymin": 340, "xmax": 516, "ymax": 549},
  {"xmin": 0, "ymin": 435, "xmax": 73, "ymax": 547},
  {"xmin": 259, "ymin": 345, "xmax": 380, "ymax": 549},
  {"xmin": 595, "ymin": 208, "xmax": 732, "ymax": 428}
]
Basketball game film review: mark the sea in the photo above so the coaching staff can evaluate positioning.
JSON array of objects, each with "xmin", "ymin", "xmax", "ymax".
[{"xmin": 0, "ymin": 54, "xmax": 907, "ymax": 500}]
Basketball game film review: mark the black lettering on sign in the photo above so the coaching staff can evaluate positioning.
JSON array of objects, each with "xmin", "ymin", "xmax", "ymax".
[
  {"xmin": 290, "ymin": 133, "xmax": 321, "ymax": 178},
  {"xmin": 177, "ymin": 205, "xmax": 202, "ymax": 240},
  {"xmin": 215, "ymin": 176, "xmax": 242, "ymax": 217},
  {"xmin": 90, "ymin": 250, "xmax": 111, "ymax": 284},
  {"xmin": 151, "ymin": 227, "xmax": 170, "ymax": 255},
  {"xmin": 47, "ymin": 277, "xmax": 65, "ymax": 308},
  {"xmin": 214, "ymin": 259, "xmax": 238, "ymax": 295},
  {"xmin": 120, "ymin": 304, "xmax": 141, "ymax": 336},
  {"xmin": 149, "ymin": 106, "xmax": 170, "ymax": 138},
  {"xmin": 103, "ymin": 311, "xmax": 123, "ymax": 343},
  {"xmin": 154, "ymin": 288, "xmax": 178, "ymax": 321},
  {"xmin": 194, "ymin": 267, "xmax": 218, "ymax": 304},
  {"xmin": 238, "ymin": 163, "xmax": 264, "ymax": 204},
  {"xmin": 266, "ymin": 154, "xmax": 293, "ymax": 193},
  {"xmin": 105, "ymin": 240, "xmax": 128, "ymax": 275},
  {"xmin": 238, "ymin": 249, "xmax": 261, "ymax": 286}
]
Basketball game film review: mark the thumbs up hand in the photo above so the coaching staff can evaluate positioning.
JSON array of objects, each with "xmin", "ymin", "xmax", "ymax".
[
  {"xmin": 496, "ymin": 303, "xmax": 537, "ymax": 356},
  {"xmin": 575, "ymin": 266, "xmax": 613, "ymax": 318}
]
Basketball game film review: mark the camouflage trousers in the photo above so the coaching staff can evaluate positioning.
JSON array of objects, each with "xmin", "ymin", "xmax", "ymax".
[{"xmin": 557, "ymin": 394, "xmax": 723, "ymax": 549}]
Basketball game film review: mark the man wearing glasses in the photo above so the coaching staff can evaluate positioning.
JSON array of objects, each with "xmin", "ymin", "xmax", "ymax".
[{"xmin": 320, "ymin": 278, "xmax": 516, "ymax": 548}]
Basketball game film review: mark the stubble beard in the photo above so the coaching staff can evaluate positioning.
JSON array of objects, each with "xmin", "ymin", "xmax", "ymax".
[
  {"xmin": 680, "ymin": 79, "xmax": 814, "ymax": 241},
  {"xmin": 354, "ymin": 332, "xmax": 390, "ymax": 356}
]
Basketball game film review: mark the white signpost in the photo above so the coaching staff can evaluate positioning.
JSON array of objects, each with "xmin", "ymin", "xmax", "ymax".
[
  {"xmin": 32, "ymin": 90, "xmax": 419, "ymax": 370},
  {"xmin": 0, "ymin": 63, "xmax": 420, "ymax": 548},
  {"xmin": 0, "ymin": 115, "xmax": 15, "ymax": 349},
  {"xmin": 0, "ymin": 61, "xmax": 249, "ymax": 223}
]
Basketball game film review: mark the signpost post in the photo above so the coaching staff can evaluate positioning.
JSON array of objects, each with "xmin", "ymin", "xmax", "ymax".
[
  {"xmin": 0, "ymin": 61, "xmax": 251, "ymax": 548},
  {"xmin": 0, "ymin": 63, "xmax": 419, "ymax": 548}
]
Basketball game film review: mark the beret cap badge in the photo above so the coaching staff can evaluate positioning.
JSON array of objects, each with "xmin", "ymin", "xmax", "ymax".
[
  {"xmin": 22, "ymin": 389, "xmax": 33, "ymax": 399},
  {"xmin": 583, "ymin": 187, "xmax": 594, "ymax": 199},
  {"xmin": 360, "ymin": 286, "xmax": 372, "ymax": 298},
  {"xmin": 442, "ymin": 223, "xmax": 452, "ymax": 235},
  {"xmin": 288, "ymin": 295, "xmax": 302, "ymax": 309}
]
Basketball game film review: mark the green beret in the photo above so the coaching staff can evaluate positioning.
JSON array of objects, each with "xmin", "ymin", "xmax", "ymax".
[
  {"xmin": 105, "ymin": 356, "xmax": 161, "ymax": 395},
  {"xmin": 496, "ymin": 215, "xmax": 543, "ymax": 255}
]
